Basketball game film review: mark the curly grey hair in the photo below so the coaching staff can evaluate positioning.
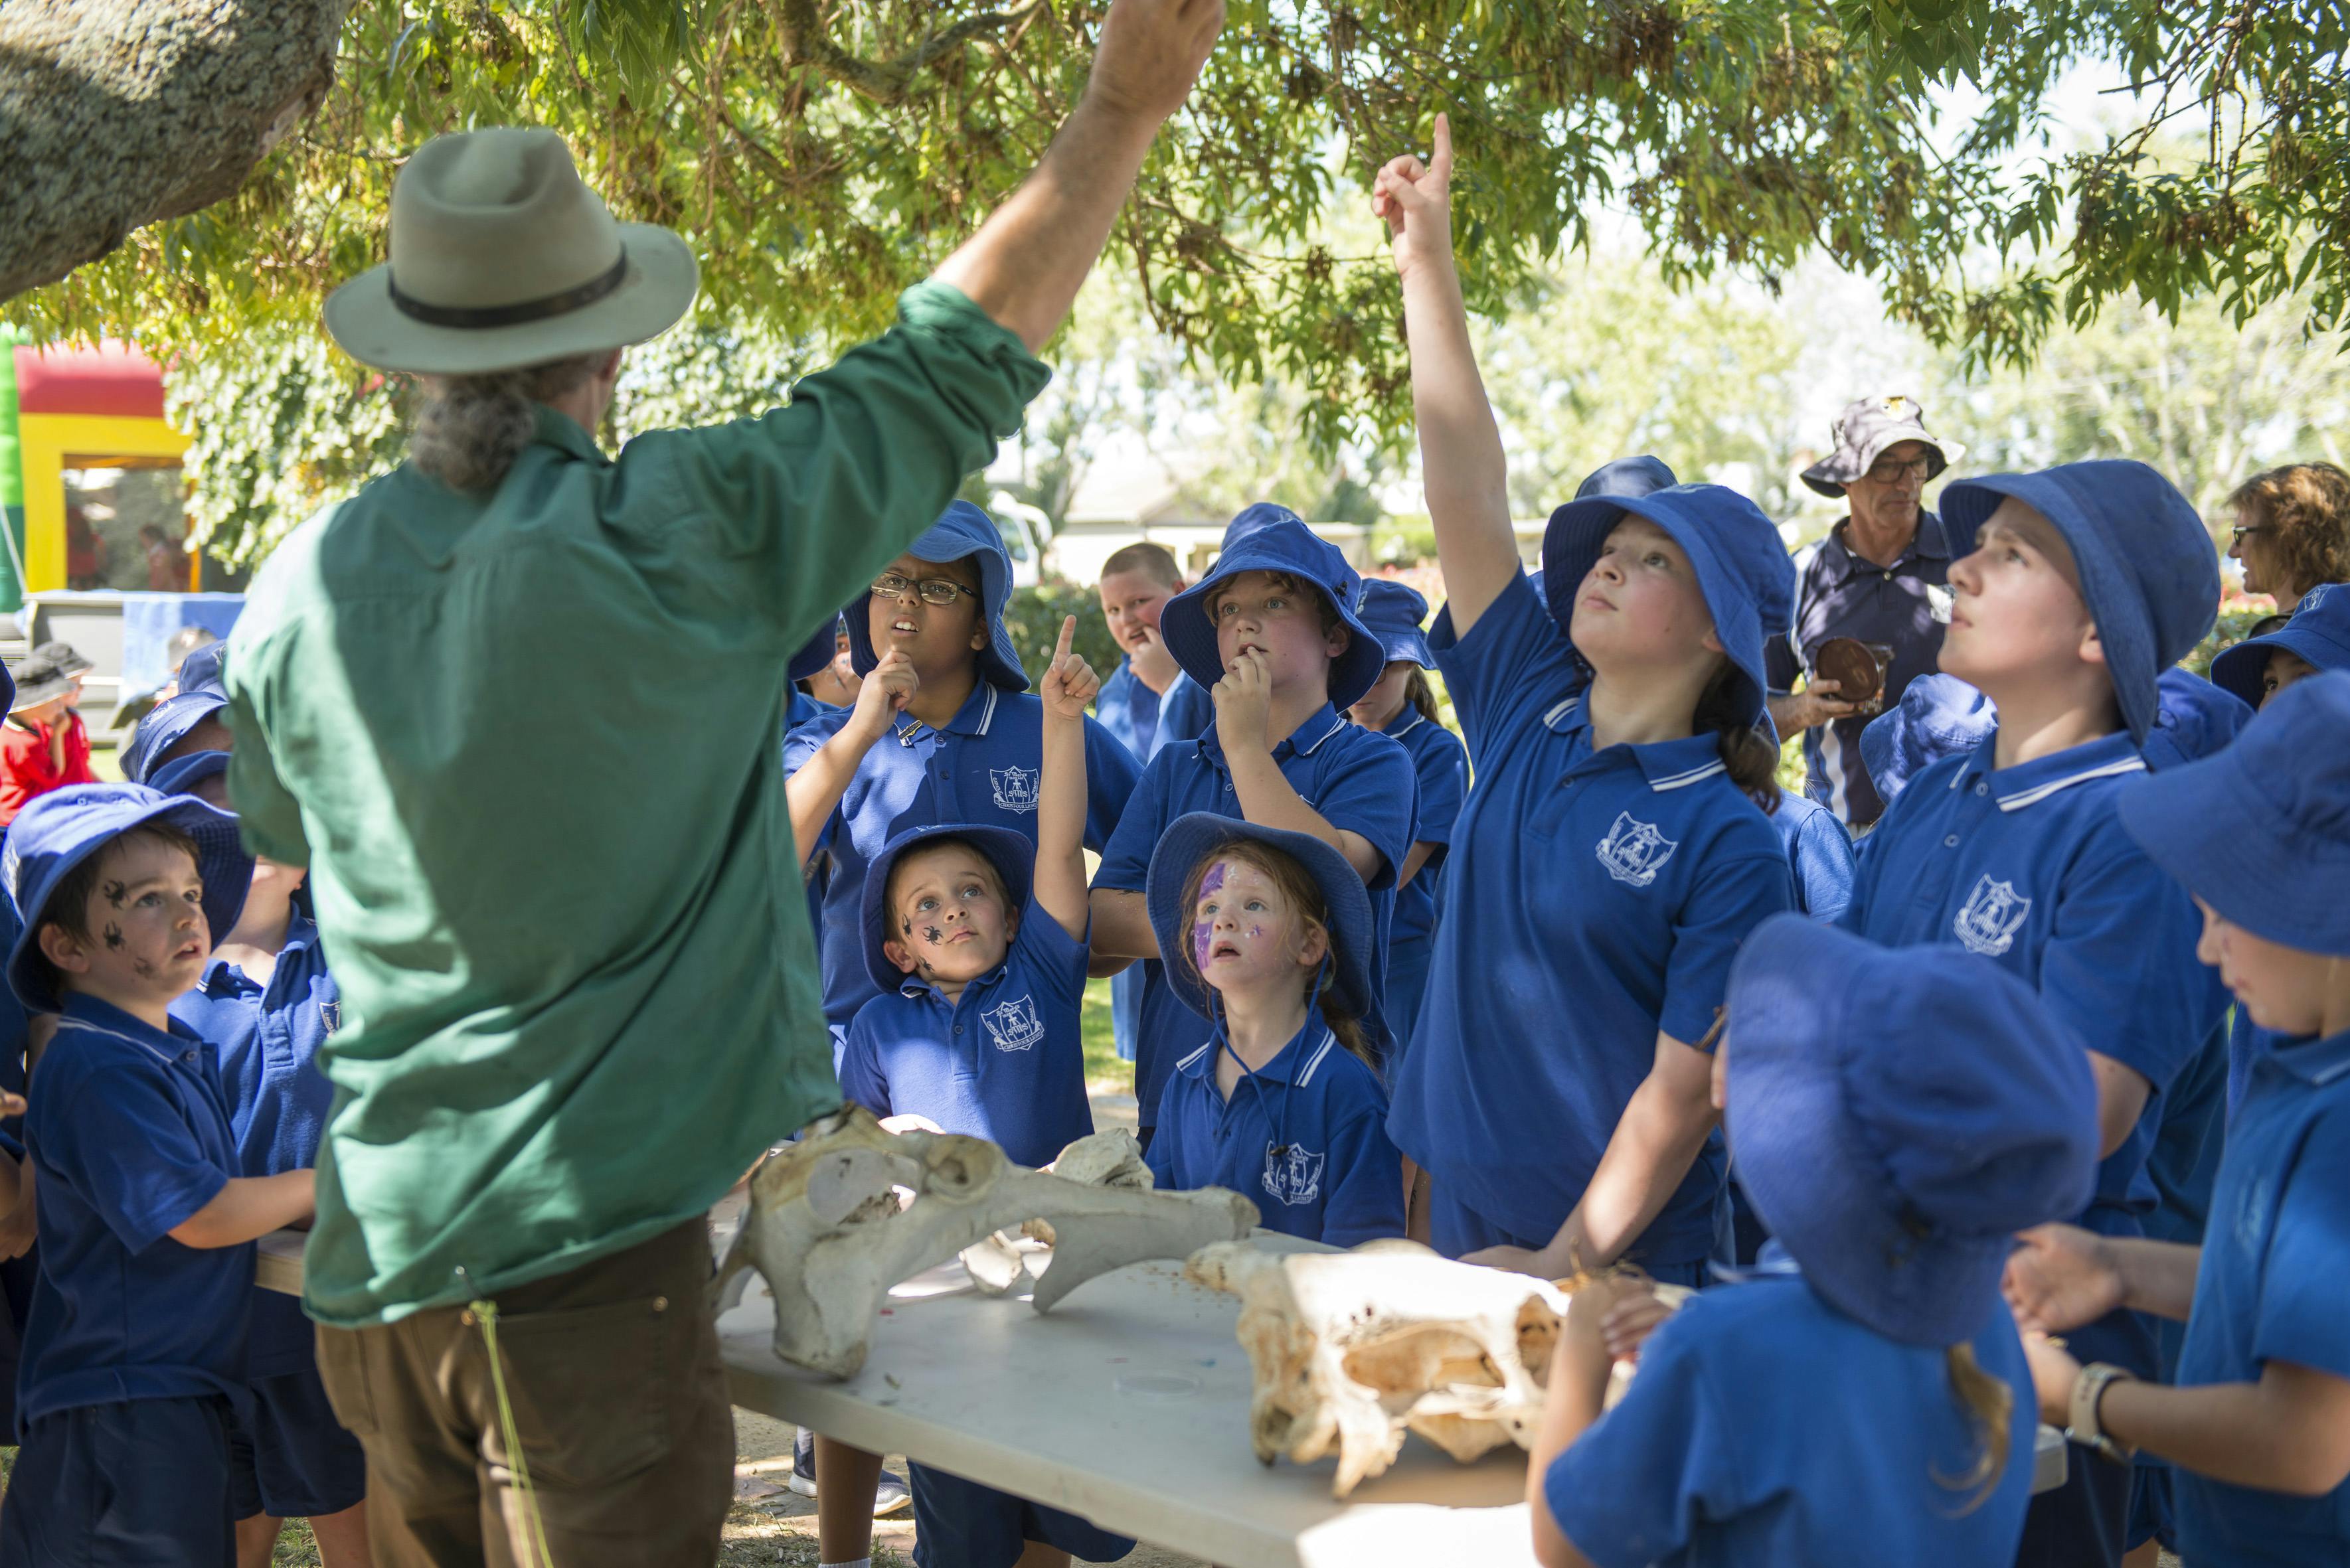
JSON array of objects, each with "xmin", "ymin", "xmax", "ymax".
[{"xmin": 409, "ymin": 352, "xmax": 609, "ymax": 492}]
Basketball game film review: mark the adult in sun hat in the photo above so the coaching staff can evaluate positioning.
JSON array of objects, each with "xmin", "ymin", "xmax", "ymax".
[
  {"xmin": 214, "ymin": 0, "xmax": 1228, "ymax": 1559},
  {"xmin": 1770, "ymin": 394, "xmax": 1968, "ymax": 828}
]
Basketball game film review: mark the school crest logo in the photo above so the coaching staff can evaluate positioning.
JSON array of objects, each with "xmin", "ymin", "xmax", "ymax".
[
  {"xmin": 982, "ymin": 994, "xmax": 1045, "ymax": 1052},
  {"xmin": 1596, "ymin": 811, "xmax": 1679, "ymax": 889},
  {"xmin": 1953, "ymin": 874, "xmax": 2033, "ymax": 957},
  {"xmin": 989, "ymin": 764, "xmax": 1041, "ymax": 813},
  {"xmin": 318, "ymin": 1000, "xmax": 341, "ymax": 1034},
  {"xmin": 1262, "ymin": 1143, "xmax": 1325, "ymax": 1207}
]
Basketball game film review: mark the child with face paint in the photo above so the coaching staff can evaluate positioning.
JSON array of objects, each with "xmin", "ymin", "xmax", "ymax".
[
  {"xmin": 1373, "ymin": 116, "xmax": 1795, "ymax": 1285},
  {"xmin": 1140, "ymin": 814, "xmax": 1406, "ymax": 1245}
]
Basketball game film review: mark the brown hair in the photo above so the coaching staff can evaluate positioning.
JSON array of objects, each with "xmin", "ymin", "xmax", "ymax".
[
  {"xmin": 1404, "ymin": 668, "xmax": 1444, "ymax": 726},
  {"xmin": 882, "ymin": 838, "xmax": 1011, "ymax": 934},
  {"xmin": 2229, "ymin": 463, "xmax": 2350, "ymax": 601},
  {"xmin": 1101, "ymin": 541, "xmax": 1184, "ymax": 589},
  {"xmin": 35, "ymin": 823, "xmax": 205, "ymax": 990},
  {"xmin": 411, "ymin": 351, "xmax": 609, "ymax": 492},
  {"xmin": 1936, "ymin": 1342, "xmax": 2015, "ymax": 1514},
  {"xmin": 1211, "ymin": 570, "xmax": 1347, "ymax": 642},
  {"xmin": 1695, "ymin": 663, "xmax": 1782, "ymax": 811},
  {"xmin": 1175, "ymin": 839, "xmax": 1377, "ymax": 1068}
]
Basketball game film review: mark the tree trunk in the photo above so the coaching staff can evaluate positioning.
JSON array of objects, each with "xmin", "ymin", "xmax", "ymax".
[{"xmin": 0, "ymin": 0, "xmax": 345, "ymax": 303}]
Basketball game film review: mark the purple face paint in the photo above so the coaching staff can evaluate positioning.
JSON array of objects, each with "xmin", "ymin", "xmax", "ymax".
[
  {"xmin": 1193, "ymin": 919, "xmax": 1215, "ymax": 971},
  {"xmin": 1201, "ymin": 861, "xmax": 1228, "ymax": 896}
]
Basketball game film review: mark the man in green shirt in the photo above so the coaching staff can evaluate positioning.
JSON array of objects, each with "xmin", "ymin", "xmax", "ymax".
[{"xmin": 221, "ymin": 0, "xmax": 1225, "ymax": 1558}]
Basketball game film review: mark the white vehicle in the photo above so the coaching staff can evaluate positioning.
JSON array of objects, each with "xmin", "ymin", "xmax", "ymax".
[{"xmin": 987, "ymin": 492, "xmax": 1047, "ymax": 589}]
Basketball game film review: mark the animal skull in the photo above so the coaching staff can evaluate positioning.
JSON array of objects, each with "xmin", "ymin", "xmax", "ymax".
[
  {"xmin": 717, "ymin": 1107, "xmax": 1259, "ymax": 1379},
  {"xmin": 1187, "ymin": 1238, "xmax": 1675, "ymax": 1498}
]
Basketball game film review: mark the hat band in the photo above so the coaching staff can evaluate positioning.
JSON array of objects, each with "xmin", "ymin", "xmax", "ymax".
[{"xmin": 386, "ymin": 251, "xmax": 629, "ymax": 331}]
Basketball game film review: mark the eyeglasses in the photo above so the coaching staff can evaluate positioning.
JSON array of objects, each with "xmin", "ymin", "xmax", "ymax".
[
  {"xmin": 2229, "ymin": 524, "xmax": 2266, "ymax": 547},
  {"xmin": 871, "ymin": 572, "xmax": 980, "ymax": 607},
  {"xmin": 1863, "ymin": 455, "xmax": 1934, "ymax": 484}
]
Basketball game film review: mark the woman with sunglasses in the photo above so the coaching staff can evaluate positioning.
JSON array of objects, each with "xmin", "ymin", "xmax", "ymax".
[{"xmin": 2225, "ymin": 462, "xmax": 2350, "ymax": 613}]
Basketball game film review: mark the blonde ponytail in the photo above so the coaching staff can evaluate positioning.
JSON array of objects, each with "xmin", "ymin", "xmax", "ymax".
[{"xmin": 1934, "ymin": 1341, "xmax": 2014, "ymax": 1514}]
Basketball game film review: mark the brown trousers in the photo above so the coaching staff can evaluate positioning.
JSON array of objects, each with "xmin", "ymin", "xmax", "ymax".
[{"xmin": 314, "ymin": 1220, "xmax": 734, "ymax": 1568}]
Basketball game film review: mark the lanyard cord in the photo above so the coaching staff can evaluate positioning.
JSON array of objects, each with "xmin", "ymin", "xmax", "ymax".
[
  {"xmin": 469, "ymin": 1296, "xmax": 556, "ymax": 1568},
  {"xmin": 1209, "ymin": 954, "xmax": 1330, "ymax": 1160}
]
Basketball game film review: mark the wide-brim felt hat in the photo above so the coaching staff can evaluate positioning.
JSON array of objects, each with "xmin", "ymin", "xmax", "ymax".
[
  {"xmin": 845, "ymin": 501, "xmax": 1029, "ymax": 693},
  {"xmin": 1859, "ymin": 673, "xmax": 1997, "ymax": 807},
  {"xmin": 150, "ymin": 749, "xmax": 232, "ymax": 800},
  {"xmin": 1800, "ymin": 395, "xmax": 1966, "ymax": 498},
  {"xmin": 859, "ymin": 823, "xmax": 1035, "ymax": 995},
  {"xmin": 1941, "ymin": 461, "xmax": 2219, "ymax": 743},
  {"xmin": 1724, "ymin": 913, "xmax": 2100, "ymax": 1348},
  {"xmin": 1160, "ymin": 516, "xmax": 1384, "ymax": 711},
  {"xmin": 1356, "ymin": 578, "xmax": 1435, "ymax": 671},
  {"xmin": 1144, "ymin": 813, "xmax": 1376, "ymax": 1025},
  {"xmin": 7, "ymin": 659, "xmax": 68, "ymax": 712},
  {"xmin": 1540, "ymin": 484, "xmax": 1796, "ymax": 726},
  {"xmin": 4, "ymin": 785, "xmax": 254, "ymax": 1014},
  {"xmin": 2117, "ymin": 671, "xmax": 2350, "ymax": 957},
  {"xmin": 788, "ymin": 617, "xmax": 843, "ymax": 685},
  {"xmin": 325, "ymin": 127, "xmax": 699, "ymax": 376},
  {"xmin": 122, "ymin": 687, "xmax": 228, "ymax": 785},
  {"xmin": 32, "ymin": 643, "xmax": 92, "ymax": 678},
  {"xmin": 2210, "ymin": 581, "xmax": 2350, "ymax": 710}
]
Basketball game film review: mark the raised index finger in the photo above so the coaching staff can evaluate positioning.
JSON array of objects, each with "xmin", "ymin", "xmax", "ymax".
[
  {"xmin": 1056, "ymin": 615, "xmax": 1077, "ymax": 661},
  {"xmin": 1430, "ymin": 111, "xmax": 1454, "ymax": 181}
]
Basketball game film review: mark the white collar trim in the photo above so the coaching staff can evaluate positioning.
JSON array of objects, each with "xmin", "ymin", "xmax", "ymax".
[
  {"xmin": 1997, "ymin": 756, "xmax": 2147, "ymax": 812},
  {"xmin": 1296, "ymin": 1030, "xmax": 1337, "ymax": 1087}
]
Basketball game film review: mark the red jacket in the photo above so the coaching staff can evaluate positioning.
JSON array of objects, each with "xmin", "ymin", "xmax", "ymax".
[{"xmin": 0, "ymin": 712, "xmax": 97, "ymax": 826}]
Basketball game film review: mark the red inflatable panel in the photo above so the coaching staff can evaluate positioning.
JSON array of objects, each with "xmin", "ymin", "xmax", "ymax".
[{"xmin": 14, "ymin": 341, "xmax": 167, "ymax": 420}]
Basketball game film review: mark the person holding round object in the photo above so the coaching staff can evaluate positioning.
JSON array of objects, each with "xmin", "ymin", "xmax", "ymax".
[
  {"xmin": 2224, "ymin": 462, "xmax": 2350, "ymax": 613},
  {"xmin": 1773, "ymin": 394, "xmax": 1968, "ymax": 828}
]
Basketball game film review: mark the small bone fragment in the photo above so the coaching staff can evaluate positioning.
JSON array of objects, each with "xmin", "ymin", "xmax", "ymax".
[
  {"xmin": 966, "ymin": 1127, "xmax": 1157, "ymax": 1288},
  {"xmin": 717, "ymin": 1108, "xmax": 1257, "ymax": 1379}
]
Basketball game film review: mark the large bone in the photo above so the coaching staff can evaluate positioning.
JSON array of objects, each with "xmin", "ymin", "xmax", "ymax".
[
  {"xmin": 1187, "ymin": 1239, "xmax": 1681, "ymax": 1498},
  {"xmin": 717, "ymin": 1108, "xmax": 1259, "ymax": 1379}
]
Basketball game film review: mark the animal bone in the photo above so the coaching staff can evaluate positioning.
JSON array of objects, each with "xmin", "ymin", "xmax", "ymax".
[
  {"xmin": 964, "ymin": 1126, "xmax": 1159, "ymax": 1289},
  {"xmin": 1187, "ymin": 1238, "xmax": 1683, "ymax": 1498},
  {"xmin": 717, "ymin": 1107, "xmax": 1258, "ymax": 1379}
]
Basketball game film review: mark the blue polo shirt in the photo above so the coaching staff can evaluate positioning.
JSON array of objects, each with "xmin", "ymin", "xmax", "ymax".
[
  {"xmin": 1094, "ymin": 704, "xmax": 1416, "ymax": 1129},
  {"xmin": 1377, "ymin": 708, "xmax": 1469, "ymax": 1056},
  {"xmin": 1544, "ymin": 1272, "xmax": 2037, "ymax": 1568},
  {"xmin": 786, "ymin": 681, "xmax": 1140, "ymax": 1040},
  {"xmin": 1773, "ymin": 792, "xmax": 1857, "ymax": 921},
  {"xmin": 1390, "ymin": 574, "xmax": 1790, "ymax": 1267},
  {"xmin": 2173, "ymin": 1026, "xmax": 2350, "ymax": 1562},
  {"xmin": 1144, "ymin": 1006, "xmax": 1404, "ymax": 1246},
  {"xmin": 1765, "ymin": 512, "xmax": 1952, "ymax": 828},
  {"xmin": 837, "ymin": 897, "xmax": 1093, "ymax": 1170},
  {"xmin": 787, "ymin": 688, "xmax": 829, "ymax": 734},
  {"xmin": 1093, "ymin": 660, "xmax": 1208, "ymax": 766},
  {"xmin": 1839, "ymin": 732, "xmax": 2214, "ymax": 1243},
  {"xmin": 18, "ymin": 994, "xmax": 251, "ymax": 1431},
  {"xmin": 169, "ymin": 915, "xmax": 339, "ymax": 1379}
]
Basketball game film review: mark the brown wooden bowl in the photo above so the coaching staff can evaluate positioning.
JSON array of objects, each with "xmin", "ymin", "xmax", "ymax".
[{"xmin": 1813, "ymin": 637, "xmax": 1896, "ymax": 709}]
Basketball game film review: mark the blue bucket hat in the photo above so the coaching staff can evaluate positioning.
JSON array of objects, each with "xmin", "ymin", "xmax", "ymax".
[
  {"xmin": 788, "ymin": 616, "xmax": 843, "ymax": 684},
  {"xmin": 2116, "ymin": 670, "xmax": 2350, "ymax": 957},
  {"xmin": 2209, "ymin": 580, "xmax": 2350, "ymax": 711},
  {"xmin": 4, "ymin": 783, "xmax": 254, "ymax": 1013},
  {"xmin": 1538, "ymin": 484, "xmax": 1796, "ymax": 725},
  {"xmin": 1144, "ymin": 813, "xmax": 1375, "ymax": 1026},
  {"xmin": 1725, "ymin": 913, "xmax": 2100, "ymax": 1347},
  {"xmin": 2141, "ymin": 668, "xmax": 2252, "ymax": 772},
  {"xmin": 1159, "ymin": 517, "xmax": 1385, "ymax": 711},
  {"xmin": 844, "ymin": 501, "xmax": 1028, "ymax": 692},
  {"xmin": 857, "ymin": 822, "xmax": 1035, "ymax": 994},
  {"xmin": 121, "ymin": 684, "xmax": 229, "ymax": 785},
  {"xmin": 1222, "ymin": 502, "xmax": 1303, "ymax": 552},
  {"xmin": 1355, "ymin": 579, "xmax": 1435, "ymax": 672},
  {"xmin": 175, "ymin": 640, "xmax": 229, "ymax": 696},
  {"xmin": 1859, "ymin": 673, "xmax": 1997, "ymax": 807},
  {"xmin": 149, "ymin": 749, "xmax": 233, "ymax": 801},
  {"xmin": 1940, "ymin": 461, "xmax": 2220, "ymax": 744},
  {"xmin": 1535, "ymin": 455, "xmax": 1679, "ymax": 624}
]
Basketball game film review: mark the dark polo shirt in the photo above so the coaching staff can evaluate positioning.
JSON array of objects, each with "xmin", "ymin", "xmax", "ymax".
[{"xmin": 1764, "ymin": 511, "xmax": 1952, "ymax": 827}]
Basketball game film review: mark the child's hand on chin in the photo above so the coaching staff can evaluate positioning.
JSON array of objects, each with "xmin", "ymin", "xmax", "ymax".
[{"xmin": 1212, "ymin": 648, "xmax": 1274, "ymax": 753}]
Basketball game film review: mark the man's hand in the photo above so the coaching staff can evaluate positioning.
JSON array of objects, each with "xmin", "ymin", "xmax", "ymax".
[
  {"xmin": 1084, "ymin": 0, "xmax": 1226, "ymax": 124},
  {"xmin": 849, "ymin": 650, "xmax": 918, "ymax": 741},
  {"xmin": 1766, "ymin": 680, "xmax": 1856, "ymax": 736},
  {"xmin": 1040, "ymin": 617, "xmax": 1101, "ymax": 721},
  {"xmin": 1212, "ymin": 648, "xmax": 1274, "ymax": 757},
  {"xmin": 1130, "ymin": 624, "xmax": 1182, "ymax": 695},
  {"xmin": 2004, "ymin": 1223, "xmax": 2128, "ymax": 1335},
  {"xmin": 1371, "ymin": 112, "xmax": 1456, "ymax": 286}
]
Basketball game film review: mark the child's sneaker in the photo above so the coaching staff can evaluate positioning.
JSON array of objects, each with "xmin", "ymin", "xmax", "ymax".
[{"xmin": 790, "ymin": 1427, "xmax": 913, "ymax": 1516}]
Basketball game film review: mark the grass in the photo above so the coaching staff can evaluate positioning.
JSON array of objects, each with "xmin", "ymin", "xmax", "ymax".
[{"xmin": 1081, "ymin": 976, "xmax": 1132, "ymax": 1098}]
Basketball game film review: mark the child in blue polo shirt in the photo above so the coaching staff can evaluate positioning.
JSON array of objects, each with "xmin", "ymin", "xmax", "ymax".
[
  {"xmin": 1372, "ymin": 120, "xmax": 1793, "ymax": 1283},
  {"xmin": 1533, "ymin": 913, "xmax": 2098, "ymax": 1568},
  {"xmin": 2005, "ymin": 673, "xmax": 2350, "ymax": 1565},
  {"xmin": 0, "ymin": 785, "xmax": 315, "ymax": 1568},
  {"xmin": 153, "ymin": 753, "xmax": 369, "ymax": 1567},
  {"xmin": 1089, "ymin": 514, "xmax": 1418, "ymax": 1149},
  {"xmin": 1343, "ymin": 578, "xmax": 1467, "ymax": 1055},
  {"xmin": 2210, "ymin": 579, "xmax": 2346, "ymax": 715},
  {"xmin": 1141, "ymin": 813, "xmax": 1406, "ymax": 1244},
  {"xmin": 1835, "ymin": 459, "xmax": 2223, "ymax": 1568},
  {"xmin": 787, "ymin": 501, "xmax": 1141, "ymax": 1056}
]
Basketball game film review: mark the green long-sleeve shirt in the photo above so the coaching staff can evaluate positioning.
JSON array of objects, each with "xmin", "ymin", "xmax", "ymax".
[{"xmin": 224, "ymin": 281, "xmax": 1050, "ymax": 1326}]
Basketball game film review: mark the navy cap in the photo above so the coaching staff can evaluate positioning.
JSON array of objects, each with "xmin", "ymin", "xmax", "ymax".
[
  {"xmin": 4, "ymin": 783, "xmax": 254, "ymax": 1014},
  {"xmin": 2209, "ymin": 580, "xmax": 2350, "ymax": 710},
  {"xmin": 844, "ymin": 501, "xmax": 1029, "ymax": 692},
  {"xmin": 1355, "ymin": 579, "xmax": 1434, "ymax": 671},
  {"xmin": 1143, "ymin": 813, "xmax": 1375, "ymax": 1025},
  {"xmin": 149, "ymin": 749, "xmax": 232, "ymax": 801},
  {"xmin": 1539, "ymin": 456, "xmax": 1678, "ymax": 625},
  {"xmin": 1222, "ymin": 502, "xmax": 1303, "ymax": 551},
  {"xmin": 788, "ymin": 616, "xmax": 843, "ymax": 684},
  {"xmin": 2117, "ymin": 670, "xmax": 2350, "ymax": 957},
  {"xmin": 175, "ymin": 640, "xmax": 229, "ymax": 696},
  {"xmin": 1725, "ymin": 913, "xmax": 2100, "ymax": 1347},
  {"xmin": 1159, "ymin": 517, "xmax": 1385, "ymax": 711},
  {"xmin": 858, "ymin": 822, "xmax": 1035, "ymax": 994},
  {"xmin": 1859, "ymin": 673, "xmax": 1997, "ymax": 807},
  {"xmin": 2141, "ymin": 668, "xmax": 2252, "ymax": 771},
  {"xmin": 120, "ymin": 685, "xmax": 228, "ymax": 784},
  {"xmin": 1940, "ymin": 461, "xmax": 2221, "ymax": 743},
  {"xmin": 1539, "ymin": 484, "xmax": 1797, "ymax": 726}
]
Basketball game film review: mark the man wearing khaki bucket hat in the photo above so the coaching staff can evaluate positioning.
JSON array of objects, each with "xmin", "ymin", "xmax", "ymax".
[{"xmin": 216, "ymin": 1, "xmax": 1225, "ymax": 1560}]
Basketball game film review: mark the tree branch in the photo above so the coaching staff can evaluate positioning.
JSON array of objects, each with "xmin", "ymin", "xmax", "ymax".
[{"xmin": 776, "ymin": 0, "xmax": 1049, "ymax": 105}]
